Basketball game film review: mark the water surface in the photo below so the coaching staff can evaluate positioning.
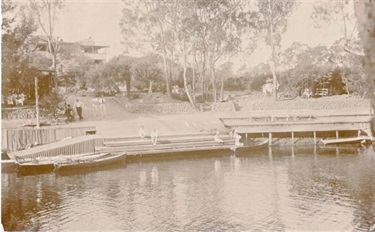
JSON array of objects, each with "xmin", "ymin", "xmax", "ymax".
[{"xmin": 2, "ymin": 146, "xmax": 375, "ymax": 231}]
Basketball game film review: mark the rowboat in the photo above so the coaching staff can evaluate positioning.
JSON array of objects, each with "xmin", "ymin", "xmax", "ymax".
[
  {"xmin": 15, "ymin": 152, "xmax": 104, "ymax": 175},
  {"xmin": 321, "ymin": 136, "xmax": 373, "ymax": 146},
  {"xmin": 54, "ymin": 152, "xmax": 127, "ymax": 173},
  {"xmin": 231, "ymin": 139, "xmax": 269, "ymax": 155}
]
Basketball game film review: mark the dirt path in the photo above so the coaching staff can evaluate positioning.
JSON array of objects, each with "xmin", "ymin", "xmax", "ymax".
[{"xmin": 63, "ymin": 95, "xmax": 226, "ymax": 138}]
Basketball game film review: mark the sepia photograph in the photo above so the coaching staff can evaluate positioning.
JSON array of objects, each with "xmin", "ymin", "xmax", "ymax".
[{"xmin": 1, "ymin": 0, "xmax": 375, "ymax": 231}]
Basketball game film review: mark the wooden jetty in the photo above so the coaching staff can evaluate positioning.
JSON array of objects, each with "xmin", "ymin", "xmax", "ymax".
[
  {"xmin": 97, "ymin": 132, "xmax": 236, "ymax": 162},
  {"xmin": 220, "ymin": 111, "xmax": 371, "ymax": 146}
]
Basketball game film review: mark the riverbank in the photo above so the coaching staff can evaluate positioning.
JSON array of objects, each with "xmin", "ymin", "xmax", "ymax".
[{"xmin": 1, "ymin": 94, "xmax": 371, "ymax": 139}]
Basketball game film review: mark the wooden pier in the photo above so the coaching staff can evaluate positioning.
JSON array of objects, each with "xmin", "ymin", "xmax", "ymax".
[
  {"xmin": 220, "ymin": 111, "xmax": 371, "ymax": 145},
  {"xmin": 97, "ymin": 132, "xmax": 235, "ymax": 162}
]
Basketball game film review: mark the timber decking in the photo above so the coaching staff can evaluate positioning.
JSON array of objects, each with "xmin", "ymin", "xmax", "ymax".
[{"xmin": 98, "ymin": 133, "xmax": 235, "ymax": 158}]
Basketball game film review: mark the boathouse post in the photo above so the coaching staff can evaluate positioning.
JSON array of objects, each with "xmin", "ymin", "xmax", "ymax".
[
  {"xmin": 291, "ymin": 132, "xmax": 295, "ymax": 145},
  {"xmin": 269, "ymin": 132, "xmax": 272, "ymax": 146},
  {"xmin": 313, "ymin": 131, "xmax": 317, "ymax": 144},
  {"xmin": 336, "ymin": 130, "xmax": 339, "ymax": 139}
]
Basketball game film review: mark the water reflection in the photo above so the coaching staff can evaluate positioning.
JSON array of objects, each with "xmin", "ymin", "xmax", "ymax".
[{"xmin": 2, "ymin": 146, "xmax": 375, "ymax": 231}]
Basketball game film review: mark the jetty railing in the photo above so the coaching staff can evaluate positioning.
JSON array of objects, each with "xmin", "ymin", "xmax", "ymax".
[{"xmin": 2, "ymin": 126, "xmax": 97, "ymax": 152}]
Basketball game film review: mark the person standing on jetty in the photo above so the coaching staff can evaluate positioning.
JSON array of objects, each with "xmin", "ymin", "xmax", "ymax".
[
  {"xmin": 151, "ymin": 129, "xmax": 158, "ymax": 145},
  {"xmin": 74, "ymin": 99, "xmax": 84, "ymax": 120},
  {"xmin": 98, "ymin": 96, "xmax": 106, "ymax": 117},
  {"xmin": 139, "ymin": 126, "xmax": 146, "ymax": 139}
]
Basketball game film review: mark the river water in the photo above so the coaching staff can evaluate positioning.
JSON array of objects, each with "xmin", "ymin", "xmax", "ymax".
[{"xmin": 2, "ymin": 146, "xmax": 375, "ymax": 231}]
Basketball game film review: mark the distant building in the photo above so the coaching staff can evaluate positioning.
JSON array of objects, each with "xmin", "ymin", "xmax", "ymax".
[{"xmin": 33, "ymin": 36, "xmax": 109, "ymax": 64}]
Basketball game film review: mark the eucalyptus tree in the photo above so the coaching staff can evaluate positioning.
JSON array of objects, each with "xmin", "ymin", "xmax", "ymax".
[
  {"xmin": 312, "ymin": 0, "xmax": 358, "ymax": 48},
  {"xmin": 120, "ymin": 0, "xmax": 173, "ymax": 96},
  {"xmin": 192, "ymin": 0, "xmax": 246, "ymax": 102},
  {"xmin": 354, "ymin": 0, "xmax": 375, "ymax": 134},
  {"xmin": 255, "ymin": 0, "xmax": 297, "ymax": 100},
  {"xmin": 312, "ymin": 0, "xmax": 365, "ymax": 94},
  {"xmin": 133, "ymin": 54, "xmax": 163, "ymax": 94},
  {"xmin": 29, "ymin": 0, "xmax": 64, "ymax": 88}
]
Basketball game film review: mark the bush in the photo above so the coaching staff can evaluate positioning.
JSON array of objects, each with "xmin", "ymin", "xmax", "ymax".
[{"xmin": 39, "ymin": 91, "xmax": 64, "ymax": 118}]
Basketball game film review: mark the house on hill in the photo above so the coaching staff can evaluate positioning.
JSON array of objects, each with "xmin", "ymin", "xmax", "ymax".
[{"xmin": 33, "ymin": 36, "xmax": 109, "ymax": 64}]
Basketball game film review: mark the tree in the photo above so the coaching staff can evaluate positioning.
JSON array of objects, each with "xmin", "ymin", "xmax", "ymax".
[
  {"xmin": 2, "ymin": 0, "xmax": 38, "ymax": 96},
  {"xmin": 121, "ymin": 0, "xmax": 172, "ymax": 97},
  {"xmin": 353, "ymin": 0, "xmax": 375, "ymax": 133},
  {"xmin": 133, "ymin": 54, "xmax": 163, "ymax": 94},
  {"xmin": 105, "ymin": 55, "xmax": 133, "ymax": 95},
  {"xmin": 312, "ymin": 0, "xmax": 357, "ymax": 46},
  {"xmin": 256, "ymin": 0, "xmax": 297, "ymax": 100},
  {"xmin": 29, "ymin": 0, "xmax": 64, "ymax": 88}
]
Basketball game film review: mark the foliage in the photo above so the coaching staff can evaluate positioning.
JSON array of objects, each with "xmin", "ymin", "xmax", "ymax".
[
  {"xmin": 1, "ymin": 1, "xmax": 38, "ymax": 96},
  {"xmin": 224, "ymin": 77, "xmax": 248, "ymax": 91},
  {"xmin": 133, "ymin": 54, "xmax": 164, "ymax": 93},
  {"xmin": 104, "ymin": 55, "xmax": 133, "ymax": 94},
  {"xmin": 254, "ymin": 0, "xmax": 298, "ymax": 100},
  {"xmin": 39, "ymin": 90, "xmax": 64, "ymax": 117},
  {"xmin": 58, "ymin": 55, "xmax": 95, "ymax": 89},
  {"xmin": 84, "ymin": 64, "xmax": 119, "ymax": 95}
]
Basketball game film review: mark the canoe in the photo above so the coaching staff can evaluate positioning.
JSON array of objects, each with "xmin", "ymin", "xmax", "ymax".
[
  {"xmin": 15, "ymin": 152, "xmax": 104, "ymax": 175},
  {"xmin": 231, "ymin": 139, "xmax": 269, "ymax": 155},
  {"xmin": 54, "ymin": 152, "xmax": 127, "ymax": 173},
  {"xmin": 321, "ymin": 136, "xmax": 373, "ymax": 146}
]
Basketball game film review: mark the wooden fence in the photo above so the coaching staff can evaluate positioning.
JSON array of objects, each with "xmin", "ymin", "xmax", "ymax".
[
  {"xmin": 7, "ymin": 135, "xmax": 104, "ymax": 159},
  {"xmin": 2, "ymin": 126, "xmax": 96, "ymax": 152}
]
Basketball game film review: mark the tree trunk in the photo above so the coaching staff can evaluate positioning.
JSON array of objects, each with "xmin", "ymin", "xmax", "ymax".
[
  {"xmin": 269, "ymin": 0, "xmax": 278, "ymax": 101},
  {"xmin": 47, "ymin": 37, "xmax": 57, "ymax": 90},
  {"xmin": 148, "ymin": 80, "xmax": 153, "ymax": 94},
  {"xmin": 192, "ymin": 65, "xmax": 196, "ymax": 102},
  {"xmin": 210, "ymin": 63, "xmax": 217, "ymax": 103},
  {"xmin": 220, "ymin": 73, "xmax": 224, "ymax": 101},
  {"xmin": 354, "ymin": 0, "xmax": 375, "ymax": 134},
  {"xmin": 182, "ymin": 40, "xmax": 195, "ymax": 107},
  {"xmin": 158, "ymin": 21, "xmax": 171, "ymax": 97}
]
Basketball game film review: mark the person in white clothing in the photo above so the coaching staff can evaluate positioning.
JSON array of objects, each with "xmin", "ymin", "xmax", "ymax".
[
  {"xmin": 151, "ymin": 129, "xmax": 158, "ymax": 145},
  {"xmin": 98, "ymin": 96, "xmax": 106, "ymax": 117},
  {"xmin": 139, "ymin": 126, "xmax": 146, "ymax": 139},
  {"xmin": 91, "ymin": 97, "xmax": 99, "ymax": 117},
  {"xmin": 214, "ymin": 131, "xmax": 224, "ymax": 145},
  {"xmin": 234, "ymin": 131, "xmax": 244, "ymax": 147}
]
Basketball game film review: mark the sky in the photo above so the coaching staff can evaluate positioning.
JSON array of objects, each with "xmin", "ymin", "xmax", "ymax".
[{"xmin": 19, "ymin": 0, "xmax": 355, "ymax": 72}]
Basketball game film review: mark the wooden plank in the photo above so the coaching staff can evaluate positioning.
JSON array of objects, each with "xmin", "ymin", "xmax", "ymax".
[
  {"xmin": 126, "ymin": 145, "xmax": 234, "ymax": 156},
  {"xmin": 8, "ymin": 135, "xmax": 104, "ymax": 159},
  {"xmin": 104, "ymin": 135, "xmax": 233, "ymax": 147},
  {"xmin": 97, "ymin": 140, "xmax": 236, "ymax": 152},
  {"xmin": 104, "ymin": 132, "xmax": 217, "ymax": 142}
]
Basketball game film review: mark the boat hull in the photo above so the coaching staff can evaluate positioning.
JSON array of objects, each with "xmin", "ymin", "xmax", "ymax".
[
  {"xmin": 54, "ymin": 152, "xmax": 127, "ymax": 173},
  {"xmin": 321, "ymin": 136, "xmax": 373, "ymax": 146},
  {"xmin": 16, "ymin": 162, "xmax": 55, "ymax": 175},
  {"xmin": 232, "ymin": 139, "xmax": 269, "ymax": 156}
]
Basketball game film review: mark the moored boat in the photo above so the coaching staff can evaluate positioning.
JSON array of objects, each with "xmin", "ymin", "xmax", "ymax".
[
  {"xmin": 54, "ymin": 152, "xmax": 127, "ymax": 173},
  {"xmin": 231, "ymin": 139, "xmax": 269, "ymax": 155},
  {"xmin": 321, "ymin": 136, "xmax": 373, "ymax": 146},
  {"xmin": 15, "ymin": 152, "xmax": 103, "ymax": 175}
]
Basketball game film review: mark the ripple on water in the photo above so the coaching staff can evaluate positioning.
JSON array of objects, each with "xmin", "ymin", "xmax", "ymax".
[{"xmin": 2, "ymin": 147, "xmax": 375, "ymax": 231}]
